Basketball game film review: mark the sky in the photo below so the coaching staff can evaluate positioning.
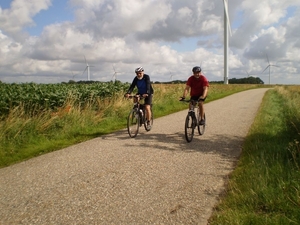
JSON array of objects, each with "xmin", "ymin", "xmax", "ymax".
[{"xmin": 0, "ymin": 0, "xmax": 300, "ymax": 84}]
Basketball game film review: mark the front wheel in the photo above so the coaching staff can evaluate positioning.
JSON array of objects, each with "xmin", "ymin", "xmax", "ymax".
[
  {"xmin": 185, "ymin": 113, "xmax": 195, "ymax": 142},
  {"xmin": 127, "ymin": 109, "xmax": 140, "ymax": 138}
]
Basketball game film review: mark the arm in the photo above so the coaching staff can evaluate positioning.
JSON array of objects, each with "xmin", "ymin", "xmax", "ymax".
[
  {"xmin": 145, "ymin": 75, "xmax": 151, "ymax": 95},
  {"xmin": 126, "ymin": 78, "xmax": 137, "ymax": 95},
  {"xmin": 200, "ymin": 86, "xmax": 208, "ymax": 99},
  {"xmin": 180, "ymin": 84, "xmax": 190, "ymax": 100}
]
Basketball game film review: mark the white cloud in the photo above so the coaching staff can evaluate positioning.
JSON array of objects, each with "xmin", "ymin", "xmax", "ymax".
[
  {"xmin": 0, "ymin": 0, "xmax": 51, "ymax": 41},
  {"xmin": 0, "ymin": 0, "xmax": 300, "ymax": 84}
]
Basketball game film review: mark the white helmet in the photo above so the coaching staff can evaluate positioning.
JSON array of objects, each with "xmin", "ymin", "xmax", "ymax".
[{"xmin": 135, "ymin": 67, "xmax": 144, "ymax": 73}]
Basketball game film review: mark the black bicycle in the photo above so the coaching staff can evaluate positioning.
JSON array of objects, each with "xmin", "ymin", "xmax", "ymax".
[
  {"xmin": 183, "ymin": 99, "xmax": 206, "ymax": 142},
  {"xmin": 126, "ymin": 95, "xmax": 153, "ymax": 138}
]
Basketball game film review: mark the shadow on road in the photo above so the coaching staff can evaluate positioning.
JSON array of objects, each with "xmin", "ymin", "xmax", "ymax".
[{"xmin": 102, "ymin": 129, "xmax": 244, "ymax": 161}]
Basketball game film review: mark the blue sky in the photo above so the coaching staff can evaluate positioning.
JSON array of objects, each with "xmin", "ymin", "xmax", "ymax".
[
  {"xmin": 26, "ymin": 0, "xmax": 73, "ymax": 36},
  {"xmin": 0, "ymin": 0, "xmax": 300, "ymax": 84}
]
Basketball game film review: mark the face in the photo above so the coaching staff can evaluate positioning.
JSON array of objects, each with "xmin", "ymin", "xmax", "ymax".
[
  {"xmin": 136, "ymin": 71, "xmax": 144, "ymax": 80},
  {"xmin": 193, "ymin": 71, "xmax": 201, "ymax": 78}
]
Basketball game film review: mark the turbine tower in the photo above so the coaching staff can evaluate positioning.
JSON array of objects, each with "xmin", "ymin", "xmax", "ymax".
[
  {"xmin": 170, "ymin": 72, "xmax": 173, "ymax": 82},
  {"xmin": 262, "ymin": 54, "xmax": 279, "ymax": 85},
  {"xmin": 82, "ymin": 56, "xmax": 93, "ymax": 81},
  {"xmin": 112, "ymin": 65, "xmax": 119, "ymax": 83},
  {"xmin": 222, "ymin": 0, "xmax": 232, "ymax": 84}
]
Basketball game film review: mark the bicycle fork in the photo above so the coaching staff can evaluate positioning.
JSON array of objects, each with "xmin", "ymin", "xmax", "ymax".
[{"xmin": 187, "ymin": 111, "xmax": 196, "ymax": 128}]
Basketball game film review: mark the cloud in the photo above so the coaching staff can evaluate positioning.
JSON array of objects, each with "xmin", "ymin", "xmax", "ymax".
[
  {"xmin": 0, "ymin": 0, "xmax": 52, "ymax": 41},
  {"xmin": 0, "ymin": 0, "xmax": 300, "ymax": 84}
]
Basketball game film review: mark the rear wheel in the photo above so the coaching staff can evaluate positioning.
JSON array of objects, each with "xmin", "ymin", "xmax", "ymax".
[
  {"xmin": 127, "ymin": 109, "xmax": 140, "ymax": 138},
  {"xmin": 185, "ymin": 112, "xmax": 195, "ymax": 142},
  {"xmin": 144, "ymin": 107, "xmax": 153, "ymax": 131}
]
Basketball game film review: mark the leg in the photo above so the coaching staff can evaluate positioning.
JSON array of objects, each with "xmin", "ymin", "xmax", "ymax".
[
  {"xmin": 145, "ymin": 104, "xmax": 151, "ymax": 121},
  {"xmin": 199, "ymin": 101, "xmax": 205, "ymax": 120},
  {"xmin": 144, "ymin": 95, "xmax": 153, "ymax": 122}
]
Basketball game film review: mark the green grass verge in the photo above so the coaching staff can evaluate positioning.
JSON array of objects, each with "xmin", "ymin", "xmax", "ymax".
[{"xmin": 209, "ymin": 86, "xmax": 300, "ymax": 225}]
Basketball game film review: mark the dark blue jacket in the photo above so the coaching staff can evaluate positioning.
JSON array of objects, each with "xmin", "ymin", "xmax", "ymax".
[{"xmin": 126, "ymin": 74, "xmax": 154, "ymax": 95}]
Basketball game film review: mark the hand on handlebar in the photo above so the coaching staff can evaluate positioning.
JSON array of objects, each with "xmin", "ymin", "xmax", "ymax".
[
  {"xmin": 124, "ymin": 94, "xmax": 143, "ymax": 99},
  {"xmin": 198, "ymin": 96, "xmax": 205, "ymax": 101}
]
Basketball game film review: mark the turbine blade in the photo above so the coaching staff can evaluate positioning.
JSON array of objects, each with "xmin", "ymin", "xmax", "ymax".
[
  {"xmin": 223, "ymin": 0, "xmax": 232, "ymax": 36},
  {"xmin": 266, "ymin": 54, "xmax": 270, "ymax": 65},
  {"xmin": 82, "ymin": 66, "xmax": 88, "ymax": 75},
  {"xmin": 262, "ymin": 66, "xmax": 269, "ymax": 73}
]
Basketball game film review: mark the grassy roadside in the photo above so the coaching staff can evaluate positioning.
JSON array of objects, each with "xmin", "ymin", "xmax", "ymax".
[
  {"xmin": 0, "ymin": 83, "xmax": 265, "ymax": 168},
  {"xmin": 209, "ymin": 85, "xmax": 300, "ymax": 224}
]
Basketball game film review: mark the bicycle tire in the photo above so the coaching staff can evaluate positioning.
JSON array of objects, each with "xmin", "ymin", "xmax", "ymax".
[
  {"xmin": 185, "ymin": 112, "xmax": 195, "ymax": 142},
  {"xmin": 127, "ymin": 109, "xmax": 140, "ymax": 138},
  {"xmin": 144, "ymin": 107, "xmax": 153, "ymax": 131}
]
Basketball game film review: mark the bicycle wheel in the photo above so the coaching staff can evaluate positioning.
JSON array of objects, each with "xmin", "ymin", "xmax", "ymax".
[
  {"xmin": 185, "ymin": 112, "xmax": 195, "ymax": 142},
  {"xmin": 144, "ymin": 107, "xmax": 153, "ymax": 131},
  {"xmin": 127, "ymin": 109, "xmax": 140, "ymax": 138},
  {"xmin": 198, "ymin": 113, "xmax": 206, "ymax": 135}
]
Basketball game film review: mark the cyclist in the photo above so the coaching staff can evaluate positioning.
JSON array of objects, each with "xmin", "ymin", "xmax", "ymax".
[
  {"xmin": 125, "ymin": 67, "xmax": 154, "ymax": 129},
  {"xmin": 179, "ymin": 66, "xmax": 209, "ymax": 125}
]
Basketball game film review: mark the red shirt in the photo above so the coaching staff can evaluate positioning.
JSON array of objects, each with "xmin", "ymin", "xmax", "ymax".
[{"xmin": 186, "ymin": 75, "xmax": 209, "ymax": 97}]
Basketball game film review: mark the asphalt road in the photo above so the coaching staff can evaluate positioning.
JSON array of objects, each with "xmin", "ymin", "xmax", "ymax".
[{"xmin": 0, "ymin": 88, "xmax": 270, "ymax": 225}]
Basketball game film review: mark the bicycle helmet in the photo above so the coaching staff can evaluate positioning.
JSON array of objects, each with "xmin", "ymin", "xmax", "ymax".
[
  {"xmin": 135, "ymin": 67, "xmax": 144, "ymax": 73},
  {"xmin": 192, "ymin": 66, "xmax": 201, "ymax": 73}
]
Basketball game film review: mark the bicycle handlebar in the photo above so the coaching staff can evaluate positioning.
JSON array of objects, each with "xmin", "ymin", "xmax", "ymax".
[
  {"xmin": 179, "ymin": 98, "xmax": 204, "ymax": 103},
  {"xmin": 125, "ymin": 95, "xmax": 146, "ymax": 99}
]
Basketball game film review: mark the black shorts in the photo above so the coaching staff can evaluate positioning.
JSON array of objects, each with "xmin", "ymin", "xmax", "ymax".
[
  {"xmin": 138, "ymin": 94, "xmax": 153, "ymax": 105},
  {"xmin": 190, "ymin": 95, "xmax": 206, "ymax": 102}
]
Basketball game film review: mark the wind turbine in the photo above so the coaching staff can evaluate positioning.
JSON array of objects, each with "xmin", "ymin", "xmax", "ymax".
[
  {"xmin": 71, "ymin": 71, "xmax": 76, "ymax": 80},
  {"xmin": 82, "ymin": 56, "xmax": 94, "ymax": 81},
  {"xmin": 222, "ymin": 0, "xmax": 232, "ymax": 84},
  {"xmin": 112, "ymin": 65, "xmax": 120, "ymax": 83},
  {"xmin": 262, "ymin": 54, "xmax": 279, "ymax": 84},
  {"xmin": 245, "ymin": 70, "xmax": 257, "ymax": 77},
  {"xmin": 169, "ymin": 72, "xmax": 173, "ymax": 83}
]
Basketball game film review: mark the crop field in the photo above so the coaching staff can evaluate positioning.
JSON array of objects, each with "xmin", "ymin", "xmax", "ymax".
[
  {"xmin": 0, "ymin": 81, "xmax": 266, "ymax": 117},
  {"xmin": 0, "ymin": 81, "xmax": 130, "ymax": 115}
]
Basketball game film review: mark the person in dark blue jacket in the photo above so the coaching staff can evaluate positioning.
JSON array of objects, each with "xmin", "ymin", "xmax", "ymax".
[{"xmin": 125, "ymin": 67, "xmax": 154, "ymax": 129}]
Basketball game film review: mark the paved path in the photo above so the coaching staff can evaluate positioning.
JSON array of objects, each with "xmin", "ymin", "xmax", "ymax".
[{"xmin": 0, "ymin": 88, "xmax": 270, "ymax": 225}]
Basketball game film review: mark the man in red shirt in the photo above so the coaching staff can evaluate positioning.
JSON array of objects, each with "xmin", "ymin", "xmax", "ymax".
[{"xmin": 180, "ymin": 66, "xmax": 209, "ymax": 125}]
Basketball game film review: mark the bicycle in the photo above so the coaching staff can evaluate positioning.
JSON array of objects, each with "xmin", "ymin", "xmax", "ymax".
[
  {"xmin": 182, "ymin": 99, "xmax": 206, "ymax": 142},
  {"xmin": 126, "ymin": 95, "xmax": 153, "ymax": 138}
]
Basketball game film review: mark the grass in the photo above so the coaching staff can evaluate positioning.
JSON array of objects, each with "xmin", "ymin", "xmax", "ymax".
[
  {"xmin": 209, "ymin": 85, "xmax": 300, "ymax": 224},
  {"xmin": 0, "ymin": 83, "xmax": 265, "ymax": 168}
]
